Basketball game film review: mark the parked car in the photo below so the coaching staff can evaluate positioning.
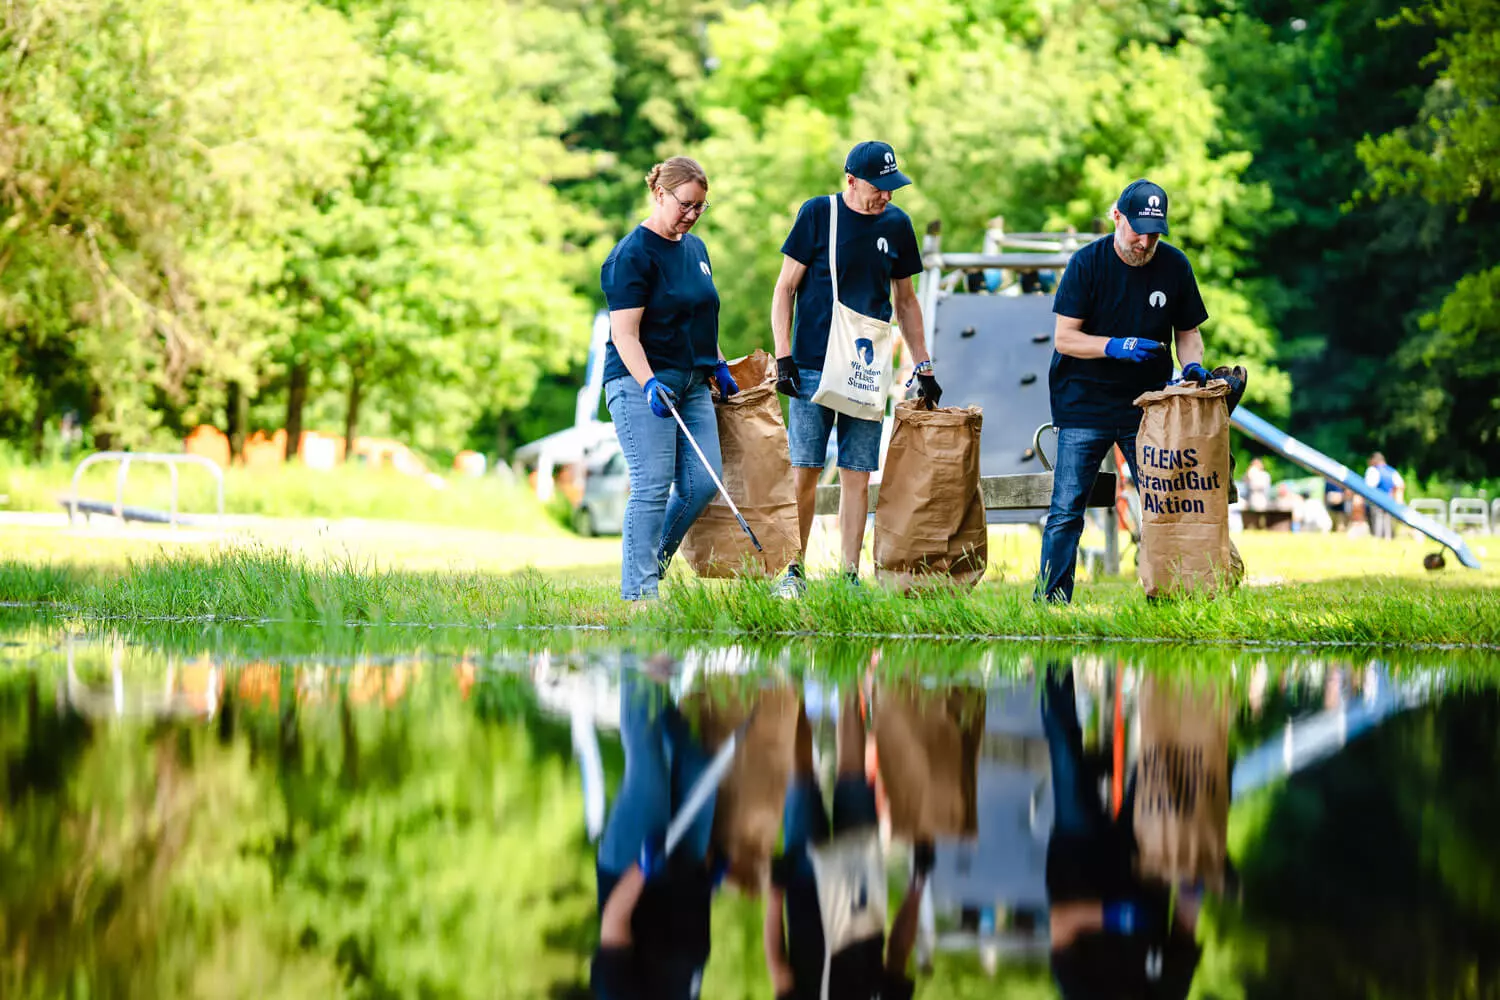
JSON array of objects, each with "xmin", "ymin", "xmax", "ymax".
[{"xmin": 573, "ymin": 445, "xmax": 628, "ymax": 537}]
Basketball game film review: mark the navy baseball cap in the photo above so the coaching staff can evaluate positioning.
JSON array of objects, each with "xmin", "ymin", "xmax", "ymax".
[
  {"xmin": 1117, "ymin": 179, "xmax": 1169, "ymax": 235},
  {"xmin": 845, "ymin": 141, "xmax": 911, "ymax": 191}
]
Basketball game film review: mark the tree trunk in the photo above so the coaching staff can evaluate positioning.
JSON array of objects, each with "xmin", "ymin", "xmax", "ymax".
[
  {"xmin": 226, "ymin": 381, "xmax": 248, "ymax": 463},
  {"xmin": 284, "ymin": 361, "xmax": 309, "ymax": 460},
  {"xmin": 343, "ymin": 368, "xmax": 363, "ymax": 463},
  {"xmin": 29, "ymin": 397, "xmax": 47, "ymax": 461},
  {"xmin": 89, "ymin": 384, "xmax": 113, "ymax": 452}
]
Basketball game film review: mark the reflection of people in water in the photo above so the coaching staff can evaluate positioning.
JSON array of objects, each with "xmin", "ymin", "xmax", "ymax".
[
  {"xmin": 764, "ymin": 691, "xmax": 931, "ymax": 999},
  {"xmin": 1041, "ymin": 667, "xmax": 1202, "ymax": 999},
  {"xmin": 592, "ymin": 666, "xmax": 717, "ymax": 999}
]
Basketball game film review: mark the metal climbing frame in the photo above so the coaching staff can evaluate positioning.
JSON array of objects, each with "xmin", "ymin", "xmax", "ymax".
[{"xmin": 68, "ymin": 451, "xmax": 225, "ymax": 528}]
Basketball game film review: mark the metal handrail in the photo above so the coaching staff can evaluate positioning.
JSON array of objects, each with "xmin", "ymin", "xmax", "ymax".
[{"xmin": 68, "ymin": 451, "xmax": 225, "ymax": 528}]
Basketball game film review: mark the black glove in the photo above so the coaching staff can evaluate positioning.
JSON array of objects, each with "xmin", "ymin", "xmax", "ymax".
[
  {"xmin": 913, "ymin": 841, "xmax": 935, "ymax": 878},
  {"xmin": 1211, "ymin": 364, "xmax": 1248, "ymax": 415},
  {"xmin": 770, "ymin": 853, "xmax": 795, "ymax": 889},
  {"xmin": 915, "ymin": 372, "xmax": 942, "ymax": 409},
  {"xmin": 775, "ymin": 356, "xmax": 801, "ymax": 397}
]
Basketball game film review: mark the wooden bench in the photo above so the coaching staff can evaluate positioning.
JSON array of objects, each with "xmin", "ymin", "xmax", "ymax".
[{"xmin": 813, "ymin": 471, "xmax": 1116, "ymax": 515}]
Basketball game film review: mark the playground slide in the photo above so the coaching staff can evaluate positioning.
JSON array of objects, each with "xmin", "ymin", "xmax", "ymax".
[{"xmin": 1230, "ymin": 407, "xmax": 1481, "ymax": 569}]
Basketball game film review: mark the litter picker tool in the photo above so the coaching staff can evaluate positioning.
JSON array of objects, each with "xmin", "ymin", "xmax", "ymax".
[
  {"xmin": 664, "ymin": 712, "xmax": 755, "ymax": 855},
  {"xmin": 665, "ymin": 397, "xmax": 762, "ymax": 552}
]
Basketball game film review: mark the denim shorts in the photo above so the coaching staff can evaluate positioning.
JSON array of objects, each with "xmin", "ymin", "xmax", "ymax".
[{"xmin": 787, "ymin": 366, "xmax": 883, "ymax": 472}]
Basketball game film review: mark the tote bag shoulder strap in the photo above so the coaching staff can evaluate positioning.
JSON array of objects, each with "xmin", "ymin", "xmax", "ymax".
[{"xmin": 826, "ymin": 193, "xmax": 839, "ymax": 306}]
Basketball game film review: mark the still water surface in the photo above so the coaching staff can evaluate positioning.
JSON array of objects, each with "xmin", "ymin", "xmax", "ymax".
[{"xmin": 2, "ymin": 620, "xmax": 1497, "ymax": 999}]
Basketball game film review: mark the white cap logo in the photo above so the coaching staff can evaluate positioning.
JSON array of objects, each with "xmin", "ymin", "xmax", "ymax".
[
  {"xmin": 884, "ymin": 151, "xmax": 895, "ymax": 164},
  {"xmin": 1149, "ymin": 291, "xmax": 1167, "ymax": 308},
  {"xmin": 1148, "ymin": 195, "xmax": 1161, "ymax": 208},
  {"xmin": 699, "ymin": 261, "xmax": 711, "ymax": 277},
  {"xmin": 877, "ymin": 237, "xmax": 890, "ymax": 254}
]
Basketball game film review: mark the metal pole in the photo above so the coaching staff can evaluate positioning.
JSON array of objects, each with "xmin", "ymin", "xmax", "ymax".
[{"xmin": 666, "ymin": 398, "xmax": 762, "ymax": 552}]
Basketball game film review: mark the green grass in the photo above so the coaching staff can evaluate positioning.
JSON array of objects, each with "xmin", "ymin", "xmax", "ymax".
[
  {"xmin": 0, "ymin": 453, "xmax": 560, "ymax": 532},
  {"xmin": 3, "ymin": 547, "xmax": 1499, "ymax": 650}
]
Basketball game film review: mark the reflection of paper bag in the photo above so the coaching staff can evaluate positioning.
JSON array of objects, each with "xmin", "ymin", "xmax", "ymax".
[
  {"xmin": 1133, "ymin": 675, "xmax": 1231, "ymax": 891},
  {"xmin": 680, "ymin": 350, "xmax": 801, "ymax": 578},
  {"xmin": 872, "ymin": 684, "xmax": 985, "ymax": 840},
  {"xmin": 874, "ymin": 401, "xmax": 987, "ymax": 592},
  {"xmin": 1132, "ymin": 381, "xmax": 1234, "ymax": 597},
  {"xmin": 682, "ymin": 685, "xmax": 799, "ymax": 891}
]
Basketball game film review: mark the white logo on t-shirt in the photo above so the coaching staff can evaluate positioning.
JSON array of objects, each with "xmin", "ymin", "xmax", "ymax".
[
  {"xmin": 876, "ymin": 237, "xmax": 890, "ymax": 254},
  {"xmin": 1149, "ymin": 291, "xmax": 1167, "ymax": 308},
  {"xmin": 699, "ymin": 261, "xmax": 711, "ymax": 277}
]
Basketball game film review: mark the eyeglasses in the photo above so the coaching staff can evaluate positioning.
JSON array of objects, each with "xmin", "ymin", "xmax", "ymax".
[{"xmin": 664, "ymin": 190, "xmax": 710, "ymax": 215}]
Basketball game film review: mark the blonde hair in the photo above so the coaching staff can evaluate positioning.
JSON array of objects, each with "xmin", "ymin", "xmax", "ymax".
[{"xmin": 646, "ymin": 156, "xmax": 709, "ymax": 195}]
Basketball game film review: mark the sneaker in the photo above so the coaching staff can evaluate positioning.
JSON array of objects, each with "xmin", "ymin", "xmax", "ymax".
[{"xmin": 773, "ymin": 564, "xmax": 807, "ymax": 599}]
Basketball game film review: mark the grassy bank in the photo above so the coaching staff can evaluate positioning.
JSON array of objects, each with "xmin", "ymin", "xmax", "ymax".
[{"xmin": 3, "ymin": 547, "xmax": 1498, "ymax": 649}]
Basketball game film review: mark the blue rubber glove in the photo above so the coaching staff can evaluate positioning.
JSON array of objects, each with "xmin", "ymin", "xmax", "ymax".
[
  {"xmin": 1104, "ymin": 337, "xmax": 1166, "ymax": 363},
  {"xmin": 1102, "ymin": 900, "xmax": 1140, "ymax": 935},
  {"xmin": 643, "ymin": 377, "xmax": 677, "ymax": 419},
  {"xmin": 1181, "ymin": 361, "xmax": 1211, "ymax": 385},
  {"xmin": 713, "ymin": 361, "xmax": 739, "ymax": 403},
  {"xmin": 638, "ymin": 834, "xmax": 668, "ymax": 881}
]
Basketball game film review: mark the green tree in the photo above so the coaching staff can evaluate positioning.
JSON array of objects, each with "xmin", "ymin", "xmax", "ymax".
[{"xmin": 1356, "ymin": 0, "xmax": 1500, "ymax": 478}]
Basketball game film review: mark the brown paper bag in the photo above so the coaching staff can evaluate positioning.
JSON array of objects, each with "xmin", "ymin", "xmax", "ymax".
[
  {"xmin": 681, "ymin": 685, "xmax": 800, "ymax": 892},
  {"xmin": 680, "ymin": 350, "xmax": 801, "ymax": 578},
  {"xmin": 872, "ymin": 683, "xmax": 986, "ymax": 840},
  {"xmin": 1132, "ymin": 381, "xmax": 1233, "ymax": 597},
  {"xmin": 1133, "ymin": 675, "xmax": 1231, "ymax": 891},
  {"xmin": 873, "ymin": 401, "xmax": 987, "ymax": 592}
]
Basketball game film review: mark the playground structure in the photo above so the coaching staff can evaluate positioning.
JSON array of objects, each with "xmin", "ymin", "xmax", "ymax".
[
  {"xmin": 916, "ymin": 217, "xmax": 1483, "ymax": 572},
  {"xmin": 63, "ymin": 451, "xmax": 225, "ymax": 529}
]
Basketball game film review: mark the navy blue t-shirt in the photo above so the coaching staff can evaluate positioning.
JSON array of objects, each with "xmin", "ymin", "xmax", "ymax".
[
  {"xmin": 600, "ymin": 225, "xmax": 721, "ymax": 384},
  {"xmin": 781, "ymin": 195, "xmax": 923, "ymax": 371},
  {"xmin": 1049, "ymin": 236, "xmax": 1209, "ymax": 429}
]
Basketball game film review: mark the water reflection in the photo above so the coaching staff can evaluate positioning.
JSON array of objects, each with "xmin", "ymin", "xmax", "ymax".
[{"xmin": 2, "ymin": 625, "xmax": 1497, "ymax": 998}]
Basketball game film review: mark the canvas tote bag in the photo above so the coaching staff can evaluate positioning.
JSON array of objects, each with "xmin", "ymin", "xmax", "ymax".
[
  {"xmin": 808, "ymin": 831, "xmax": 888, "ymax": 1000},
  {"xmin": 812, "ymin": 194, "xmax": 897, "ymax": 421}
]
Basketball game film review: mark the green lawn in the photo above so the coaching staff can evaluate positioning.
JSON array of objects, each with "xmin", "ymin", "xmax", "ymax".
[{"xmin": 1, "ymin": 541, "xmax": 1496, "ymax": 649}]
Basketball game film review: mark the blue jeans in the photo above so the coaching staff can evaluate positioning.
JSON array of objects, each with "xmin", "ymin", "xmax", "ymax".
[
  {"xmin": 787, "ymin": 366, "xmax": 883, "ymax": 472},
  {"xmin": 605, "ymin": 369, "xmax": 722, "ymax": 600},
  {"xmin": 598, "ymin": 668, "xmax": 717, "ymax": 876},
  {"xmin": 1040, "ymin": 667, "xmax": 1104, "ymax": 839},
  {"xmin": 1037, "ymin": 424, "xmax": 1142, "ymax": 603}
]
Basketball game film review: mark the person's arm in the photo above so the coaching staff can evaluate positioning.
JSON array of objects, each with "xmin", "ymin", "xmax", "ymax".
[
  {"xmin": 1174, "ymin": 327, "xmax": 1205, "ymax": 369},
  {"xmin": 1054, "ymin": 314, "xmax": 1108, "ymax": 359},
  {"xmin": 608, "ymin": 308, "xmax": 657, "ymax": 390},
  {"xmin": 763, "ymin": 885, "xmax": 796, "ymax": 996},
  {"xmin": 600, "ymin": 864, "xmax": 647, "ymax": 948},
  {"xmin": 893, "ymin": 277, "xmax": 930, "ymax": 365},
  {"xmin": 771, "ymin": 255, "xmax": 807, "ymax": 358},
  {"xmin": 885, "ymin": 870, "xmax": 927, "ymax": 981}
]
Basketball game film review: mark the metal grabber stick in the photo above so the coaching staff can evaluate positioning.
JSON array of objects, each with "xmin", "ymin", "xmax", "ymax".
[{"xmin": 665, "ymin": 398, "xmax": 763, "ymax": 552}]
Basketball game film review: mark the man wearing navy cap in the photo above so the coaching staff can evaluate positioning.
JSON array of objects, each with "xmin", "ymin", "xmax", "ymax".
[
  {"xmin": 769, "ymin": 141, "xmax": 941, "ymax": 596},
  {"xmin": 1036, "ymin": 180, "xmax": 1212, "ymax": 604}
]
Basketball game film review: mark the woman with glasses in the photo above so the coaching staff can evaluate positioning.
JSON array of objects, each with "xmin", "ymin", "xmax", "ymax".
[{"xmin": 601, "ymin": 156, "xmax": 738, "ymax": 601}]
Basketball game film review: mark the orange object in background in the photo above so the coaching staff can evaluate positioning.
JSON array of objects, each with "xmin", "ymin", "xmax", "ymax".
[
  {"xmin": 183, "ymin": 425, "xmax": 438, "ymax": 477},
  {"xmin": 454, "ymin": 450, "xmax": 487, "ymax": 478}
]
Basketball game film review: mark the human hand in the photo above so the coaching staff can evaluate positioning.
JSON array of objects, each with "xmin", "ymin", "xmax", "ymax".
[
  {"xmin": 713, "ymin": 360, "xmax": 739, "ymax": 403},
  {"xmin": 1104, "ymin": 337, "xmax": 1166, "ymax": 363},
  {"xmin": 1181, "ymin": 362, "xmax": 1211, "ymax": 385},
  {"xmin": 774, "ymin": 356, "xmax": 802, "ymax": 397},
  {"xmin": 643, "ymin": 377, "xmax": 677, "ymax": 419}
]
